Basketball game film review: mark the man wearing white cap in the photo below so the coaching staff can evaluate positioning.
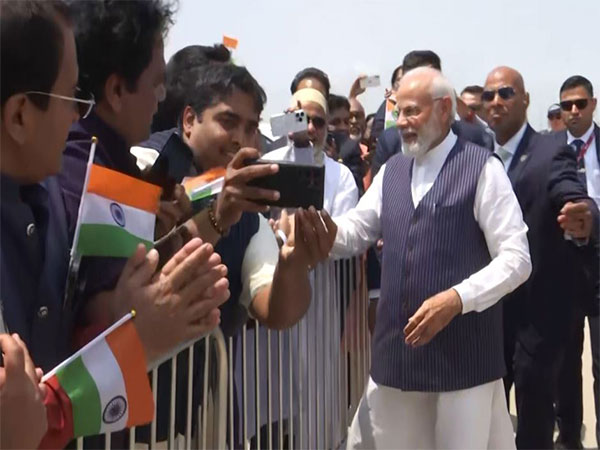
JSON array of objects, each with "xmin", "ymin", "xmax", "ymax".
[{"xmin": 265, "ymin": 87, "xmax": 359, "ymax": 217}]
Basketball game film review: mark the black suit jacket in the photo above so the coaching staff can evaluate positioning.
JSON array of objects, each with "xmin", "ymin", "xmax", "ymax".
[
  {"xmin": 549, "ymin": 123, "xmax": 600, "ymax": 316},
  {"xmin": 371, "ymin": 100, "xmax": 387, "ymax": 143},
  {"xmin": 503, "ymin": 124, "xmax": 599, "ymax": 353},
  {"xmin": 552, "ymin": 122, "xmax": 600, "ymax": 166},
  {"xmin": 371, "ymin": 119, "xmax": 494, "ymax": 177},
  {"xmin": 339, "ymin": 138, "xmax": 365, "ymax": 196}
]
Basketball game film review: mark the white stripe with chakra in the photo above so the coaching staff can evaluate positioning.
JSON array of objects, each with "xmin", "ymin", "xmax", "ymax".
[{"xmin": 80, "ymin": 193, "xmax": 155, "ymax": 242}]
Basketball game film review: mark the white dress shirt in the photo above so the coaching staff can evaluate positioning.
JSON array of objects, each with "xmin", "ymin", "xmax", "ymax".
[
  {"xmin": 493, "ymin": 121, "xmax": 528, "ymax": 170},
  {"xmin": 567, "ymin": 122, "xmax": 600, "ymax": 209},
  {"xmin": 333, "ymin": 130, "xmax": 531, "ymax": 314},
  {"xmin": 264, "ymin": 144, "xmax": 359, "ymax": 217}
]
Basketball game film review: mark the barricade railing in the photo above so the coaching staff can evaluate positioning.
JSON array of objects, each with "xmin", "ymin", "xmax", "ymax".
[{"xmin": 75, "ymin": 255, "xmax": 370, "ymax": 449}]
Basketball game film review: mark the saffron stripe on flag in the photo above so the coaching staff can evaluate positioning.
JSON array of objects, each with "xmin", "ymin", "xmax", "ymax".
[
  {"xmin": 80, "ymin": 338, "xmax": 129, "ymax": 434},
  {"xmin": 80, "ymin": 193, "xmax": 155, "ymax": 242},
  {"xmin": 77, "ymin": 224, "xmax": 153, "ymax": 257},
  {"xmin": 87, "ymin": 164, "xmax": 161, "ymax": 213},
  {"xmin": 56, "ymin": 356, "xmax": 102, "ymax": 437},
  {"xmin": 106, "ymin": 321, "xmax": 154, "ymax": 426}
]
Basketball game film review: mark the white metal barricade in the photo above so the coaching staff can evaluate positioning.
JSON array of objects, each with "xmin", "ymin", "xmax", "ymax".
[{"xmin": 75, "ymin": 255, "xmax": 370, "ymax": 450}]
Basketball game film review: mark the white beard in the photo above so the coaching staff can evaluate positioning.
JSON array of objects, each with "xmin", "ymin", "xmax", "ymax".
[{"xmin": 401, "ymin": 112, "xmax": 441, "ymax": 159}]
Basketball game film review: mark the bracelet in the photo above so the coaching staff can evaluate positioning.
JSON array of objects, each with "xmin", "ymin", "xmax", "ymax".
[
  {"xmin": 276, "ymin": 229, "xmax": 288, "ymax": 246},
  {"xmin": 208, "ymin": 200, "xmax": 227, "ymax": 236}
]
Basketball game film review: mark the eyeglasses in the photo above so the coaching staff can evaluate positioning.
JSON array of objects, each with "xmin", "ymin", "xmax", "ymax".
[
  {"xmin": 560, "ymin": 99, "xmax": 589, "ymax": 111},
  {"xmin": 547, "ymin": 112, "xmax": 562, "ymax": 120},
  {"xmin": 481, "ymin": 86, "xmax": 516, "ymax": 103},
  {"xmin": 307, "ymin": 115, "xmax": 326, "ymax": 129},
  {"xmin": 25, "ymin": 87, "xmax": 95, "ymax": 119}
]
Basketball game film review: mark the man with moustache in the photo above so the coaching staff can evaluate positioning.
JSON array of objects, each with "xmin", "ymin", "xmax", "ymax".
[
  {"xmin": 553, "ymin": 75, "xmax": 599, "ymax": 450},
  {"xmin": 332, "ymin": 67, "xmax": 532, "ymax": 449},
  {"xmin": 482, "ymin": 66, "xmax": 598, "ymax": 449}
]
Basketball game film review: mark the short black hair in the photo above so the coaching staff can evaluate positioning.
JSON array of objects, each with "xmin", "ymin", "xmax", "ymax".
[
  {"xmin": 402, "ymin": 50, "xmax": 442, "ymax": 72},
  {"xmin": 560, "ymin": 75, "xmax": 594, "ymax": 98},
  {"xmin": 461, "ymin": 85, "xmax": 484, "ymax": 96},
  {"xmin": 290, "ymin": 67, "xmax": 331, "ymax": 98},
  {"xmin": 69, "ymin": 0, "xmax": 176, "ymax": 103},
  {"xmin": 391, "ymin": 65, "xmax": 403, "ymax": 87},
  {"xmin": 152, "ymin": 44, "xmax": 231, "ymax": 132},
  {"xmin": 1, "ymin": 0, "xmax": 71, "ymax": 108},
  {"xmin": 328, "ymin": 94, "xmax": 350, "ymax": 113},
  {"xmin": 184, "ymin": 64, "xmax": 266, "ymax": 123}
]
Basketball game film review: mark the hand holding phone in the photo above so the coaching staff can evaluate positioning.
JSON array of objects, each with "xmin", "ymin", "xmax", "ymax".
[
  {"xmin": 270, "ymin": 110, "xmax": 308, "ymax": 137},
  {"xmin": 213, "ymin": 148, "xmax": 281, "ymax": 232},
  {"xmin": 245, "ymin": 158, "xmax": 324, "ymax": 210},
  {"xmin": 359, "ymin": 75, "xmax": 381, "ymax": 89}
]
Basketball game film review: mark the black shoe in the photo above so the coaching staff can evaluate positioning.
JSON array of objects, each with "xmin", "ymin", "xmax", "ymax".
[{"xmin": 554, "ymin": 436, "xmax": 584, "ymax": 450}]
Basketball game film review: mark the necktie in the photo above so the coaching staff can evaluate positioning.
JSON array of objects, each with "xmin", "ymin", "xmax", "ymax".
[
  {"xmin": 571, "ymin": 139, "xmax": 586, "ymax": 182},
  {"xmin": 495, "ymin": 146, "xmax": 512, "ymax": 169}
]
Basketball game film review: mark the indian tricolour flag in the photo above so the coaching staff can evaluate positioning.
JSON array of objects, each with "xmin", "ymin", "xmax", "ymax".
[
  {"xmin": 73, "ymin": 139, "xmax": 162, "ymax": 258},
  {"xmin": 42, "ymin": 313, "xmax": 154, "ymax": 438},
  {"xmin": 384, "ymin": 98, "xmax": 398, "ymax": 130}
]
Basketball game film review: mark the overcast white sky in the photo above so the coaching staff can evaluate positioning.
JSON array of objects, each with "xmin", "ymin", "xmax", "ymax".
[{"xmin": 164, "ymin": 0, "xmax": 599, "ymax": 131}]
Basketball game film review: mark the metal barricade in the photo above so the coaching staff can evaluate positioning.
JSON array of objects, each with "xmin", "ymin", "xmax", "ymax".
[
  {"xmin": 234, "ymin": 255, "xmax": 371, "ymax": 450},
  {"xmin": 75, "ymin": 255, "xmax": 370, "ymax": 450},
  {"xmin": 76, "ymin": 328, "xmax": 228, "ymax": 450}
]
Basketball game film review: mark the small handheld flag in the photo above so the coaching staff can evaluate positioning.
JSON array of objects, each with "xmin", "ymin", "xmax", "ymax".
[{"xmin": 42, "ymin": 312, "xmax": 154, "ymax": 437}]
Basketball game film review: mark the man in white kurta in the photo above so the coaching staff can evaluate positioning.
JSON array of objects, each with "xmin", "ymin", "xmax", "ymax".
[{"xmin": 332, "ymin": 68, "xmax": 531, "ymax": 449}]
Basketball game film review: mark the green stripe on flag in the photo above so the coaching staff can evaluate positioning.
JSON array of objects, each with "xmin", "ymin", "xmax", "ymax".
[
  {"xmin": 56, "ymin": 356, "xmax": 102, "ymax": 437},
  {"xmin": 77, "ymin": 223, "xmax": 153, "ymax": 258}
]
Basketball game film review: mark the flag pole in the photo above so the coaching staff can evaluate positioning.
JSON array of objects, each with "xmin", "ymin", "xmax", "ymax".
[
  {"xmin": 42, "ymin": 310, "xmax": 135, "ymax": 382},
  {"xmin": 63, "ymin": 137, "xmax": 98, "ymax": 310}
]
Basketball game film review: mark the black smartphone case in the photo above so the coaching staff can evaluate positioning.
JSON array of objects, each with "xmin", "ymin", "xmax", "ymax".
[{"xmin": 247, "ymin": 159, "xmax": 325, "ymax": 210}]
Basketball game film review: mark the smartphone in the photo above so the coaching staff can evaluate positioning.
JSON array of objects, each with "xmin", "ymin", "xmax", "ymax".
[
  {"xmin": 245, "ymin": 159, "xmax": 324, "ymax": 209},
  {"xmin": 359, "ymin": 75, "xmax": 381, "ymax": 89},
  {"xmin": 270, "ymin": 110, "xmax": 308, "ymax": 137},
  {"xmin": 146, "ymin": 133, "xmax": 193, "ymax": 191}
]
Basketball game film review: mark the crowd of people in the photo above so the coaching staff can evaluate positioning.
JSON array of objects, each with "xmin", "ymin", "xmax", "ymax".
[{"xmin": 0, "ymin": 1, "xmax": 598, "ymax": 449}]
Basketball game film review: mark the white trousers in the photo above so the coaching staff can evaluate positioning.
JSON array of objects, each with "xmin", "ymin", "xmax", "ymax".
[{"xmin": 346, "ymin": 377, "xmax": 515, "ymax": 450}]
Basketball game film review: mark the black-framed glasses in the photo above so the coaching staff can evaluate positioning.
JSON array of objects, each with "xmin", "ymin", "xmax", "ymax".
[
  {"xmin": 25, "ymin": 87, "xmax": 95, "ymax": 119},
  {"xmin": 481, "ymin": 86, "xmax": 516, "ymax": 103},
  {"xmin": 560, "ymin": 99, "xmax": 589, "ymax": 111},
  {"xmin": 307, "ymin": 115, "xmax": 326, "ymax": 129},
  {"xmin": 547, "ymin": 111, "xmax": 562, "ymax": 120}
]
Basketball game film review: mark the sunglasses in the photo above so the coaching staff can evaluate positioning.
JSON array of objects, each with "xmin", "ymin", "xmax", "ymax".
[
  {"xmin": 26, "ymin": 87, "xmax": 95, "ymax": 119},
  {"xmin": 560, "ymin": 99, "xmax": 589, "ymax": 111},
  {"xmin": 547, "ymin": 112, "xmax": 562, "ymax": 120},
  {"xmin": 481, "ymin": 86, "xmax": 516, "ymax": 103},
  {"xmin": 307, "ymin": 115, "xmax": 326, "ymax": 129}
]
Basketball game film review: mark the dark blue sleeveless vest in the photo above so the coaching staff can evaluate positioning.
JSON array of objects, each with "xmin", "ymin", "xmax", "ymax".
[{"xmin": 372, "ymin": 139, "xmax": 505, "ymax": 392}]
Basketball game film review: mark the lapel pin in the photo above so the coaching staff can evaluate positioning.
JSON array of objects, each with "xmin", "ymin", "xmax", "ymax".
[{"xmin": 520, "ymin": 154, "xmax": 528, "ymax": 163}]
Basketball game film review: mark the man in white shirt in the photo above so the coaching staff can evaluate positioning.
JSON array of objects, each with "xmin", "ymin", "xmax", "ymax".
[
  {"xmin": 265, "ymin": 87, "xmax": 359, "ymax": 217},
  {"xmin": 553, "ymin": 75, "xmax": 600, "ymax": 450},
  {"xmin": 335, "ymin": 67, "xmax": 531, "ymax": 449}
]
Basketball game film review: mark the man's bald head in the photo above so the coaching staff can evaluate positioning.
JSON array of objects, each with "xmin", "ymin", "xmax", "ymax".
[
  {"xmin": 486, "ymin": 66, "xmax": 526, "ymax": 94},
  {"xmin": 394, "ymin": 67, "xmax": 456, "ymax": 158},
  {"xmin": 483, "ymin": 66, "xmax": 529, "ymax": 145}
]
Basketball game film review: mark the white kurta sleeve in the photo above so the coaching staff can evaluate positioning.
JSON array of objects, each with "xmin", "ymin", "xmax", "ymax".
[
  {"xmin": 332, "ymin": 165, "xmax": 385, "ymax": 258},
  {"xmin": 239, "ymin": 215, "xmax": 279, "ymax": 308},
  {"xmin": 330, "ymin": 163, "xmax": 359, "ymax": 217},
  {"xmin": 453, "ymin": 157, "xmax": 532, "ymax": 314}
]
